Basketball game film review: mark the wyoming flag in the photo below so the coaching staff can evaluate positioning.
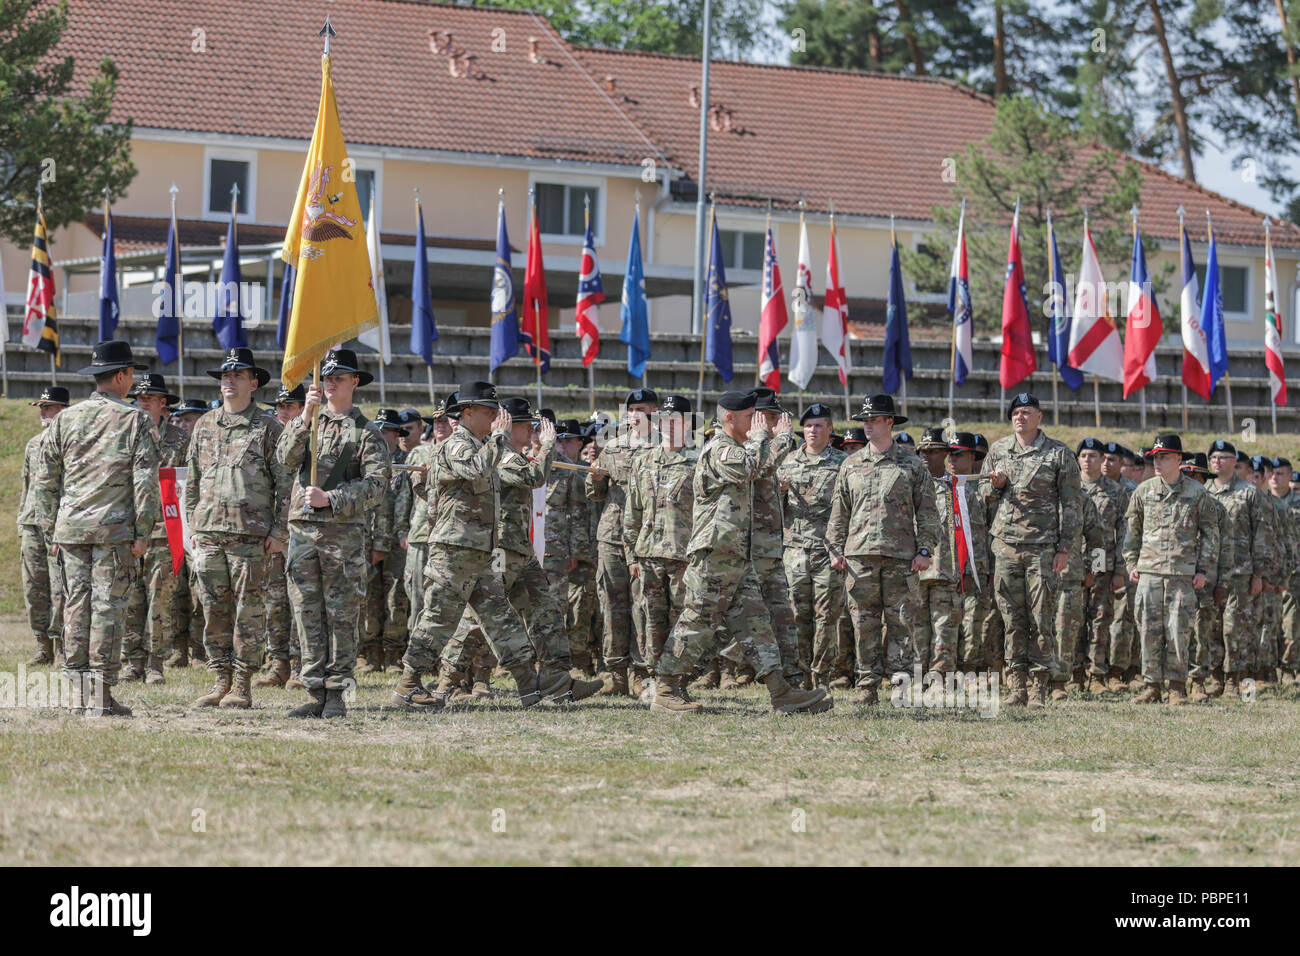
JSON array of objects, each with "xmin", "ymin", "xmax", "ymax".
[{"xmin": 279, "ymin": 53, "xmax": 377, "ymax": 388}]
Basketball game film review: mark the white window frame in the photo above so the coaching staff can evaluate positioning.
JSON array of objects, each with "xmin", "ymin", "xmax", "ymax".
[
  {"xmin": 202, "ymin": 146, "xmax": 258, "ymax": 222},
  {"xmin": 1213, "ymin": 258, "xmax": 1252, "ymax": 324},
  {"xmin": 527, "ymin": 171, "xmax": 604, "ymax": 245},
  {"xmin": 717, "ymin": 227, "xmax": 765, "ymax": 272},
  {"xmin": 350, "ymin": 161, "xmax": 383, "ymax": 232}
]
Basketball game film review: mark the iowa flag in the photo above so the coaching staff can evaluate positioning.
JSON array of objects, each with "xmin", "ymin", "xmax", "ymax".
[{"xmin": 279, "ymin": 54, "xmax": 377, "ymax": 389}]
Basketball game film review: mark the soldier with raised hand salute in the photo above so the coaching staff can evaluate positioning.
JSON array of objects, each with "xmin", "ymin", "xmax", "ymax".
[
  {"xmin": 980, "ymin": 392, "xmax": 1082, "ymax": 707},
  {"xmin": 827, "ymin": 395, "xmax": 939, "ymax": 706}
]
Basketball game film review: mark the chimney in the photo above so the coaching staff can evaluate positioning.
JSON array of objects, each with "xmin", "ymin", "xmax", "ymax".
[
  {"xmin": 603, "ymin": 74, "xmax": 616, "ymax": 95},
  {"xmin": 529, "ymin": 36, "xmax": 542, "ymax": 63},
  {"xmin": 688, "ymin": 85, "xmax": 700, "ymax": 107}
]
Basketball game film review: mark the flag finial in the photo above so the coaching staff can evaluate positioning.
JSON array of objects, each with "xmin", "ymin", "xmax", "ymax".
[
  {"xmin": 1130, "ymin": 204, "xmax": 1139, "ymax": 222},
  {"xmin": 633, "ymin": 188, "xmax": 640, "ymax": 211},
  {"xmin": 414, "ymin": 185, "xmax": 421, "ymax": 204},
  {"xmin": 230, "ymin": 181, "xmax": 239, "ymax": 206},
  {"xmin": 319, "ymin": 16, "xmax": 336, "ymax": 54},
  {"xmin": 1265, "ymin": 215, "xmax": 1272, "ymax": 238}
]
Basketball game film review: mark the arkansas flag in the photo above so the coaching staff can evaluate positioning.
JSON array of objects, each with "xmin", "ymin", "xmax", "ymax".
[
  {"xmin": 574, "ymin": 217, "xmax": 603, "ymax": 367},
  {"xmin": 758, "ymin": 224, "xmax": 787, "ymax": 391},
  {"xmin": 1265, "ymin": 224, "xmax": 1287, "ymax": 406},
  {"xmin": 1123, "ymin": 229, "xmax": 1162, "ymax": 398},
  {"xmin": 1000, "ymin": 209, "xmax": 1036, "ymax": 389},
  {"xmin": 822, "ymin": 215, "xmax": 850, "ymax": 385},
  {"xmin": 1179, "ymin": 226, "xmax": 1212, "ymax": 400},
  {"xmin": 1068, "ymin": 223, "xmax": 1124, "ymax": 381}
]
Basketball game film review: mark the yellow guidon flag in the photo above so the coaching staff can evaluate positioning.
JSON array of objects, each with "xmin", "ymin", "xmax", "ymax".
[{"xmin": 279, "ymin": 53, "xmax": 378, "ymax": 389}]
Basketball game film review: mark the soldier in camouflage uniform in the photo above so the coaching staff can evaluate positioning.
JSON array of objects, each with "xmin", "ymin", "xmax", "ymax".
[
  {"xmin": 910, "ymin": 428, "xmax": 962, "ymax": 680},
  {"xmin": 275, "ymin": 348, "xmax": 391, "ymax": 719},
  {"xmin": 650, "ymin": 390, "xmax": 830, "ymax": 715},
  {"xmin": 623, "ymin": 395, "xmax": 697, "ymax": 680},
  {"xmin": 1250, "ymin": 456, "xmax": 1289, "ymax": 687},
  {"xmin": 587, "ymin": 388, "xmax": 658, "ymax": 696},
  {"xmin": 1205, "ymin": 439, "xmax": 1270, "ymax": 699},
  {"xmin": 1076, "ymin": 438, "xmax": 1128, "ymax": 694},
  {"xmin": 974, "ymin": 433, "xmax": 1005, "ymax": 676},
  {"xmin": 1104, "ymin": 442, "xmax": 1140, "ymax": 690},
  {"xmin": 778, "ymin": 404, "xmax": 846, "ymax": 688},
  {"xmin": 391, "ymin": 383, "xmax": 600, "ymax": 709},
  {"xmin": 121, "ymin": 373, "xmax": 188, "ymax": 684},
  {"xmin": 980, "ymin": 392, "xmax": 1082, "ymax": 707},
  {"xmin": 826, "ymin": 395, "xmax": 939, "ymax": 706},
  {"xmin": 575, "ymin": 427, "xmax": 604, "ymax": 674},
  {"xmin": 184, "ymin": 349, "xmax": 289, "ymax": 709},
  {"xmin": 542, "ymin": 419, "xmax": 589, "ymax": 669},
  {"xmin": 257, "ymin": 384, "xmax": 306, "ymax": 689},
  {"xmin": 1051, "ymin": 485, "xmax": 1104, "ymax": 700},
  {"xmin": 1124, "ymin": 435, "xmax": 1219, "ymax": 704},
  {"xmin": 826, "ymin": 427, "xmax": 868, "ymax": 688},
  {"xmin": 1180, "ymin": 454, "xmax": 1232, "ymax": 700},
  {"xmin": 1273, "ymin": 456, "xmax": 1300, "ymax": 684},
  {"xmin": 357, "ymin": 407, "xmax": 405, "ymax": 673},
  {"xmin": 946, "ymin": 433, "xmax": 992, "ymax": 675},
  {"xmin": 19, "ymin": 386, "xmax": 70, "ymax": 666},
  {"xmin": 32, "ymin": 341, "xmax": 160, "ymax": 716},
  {"xmin": 168, "ymin": 397, "xmax": 212, "ymax": 668}
]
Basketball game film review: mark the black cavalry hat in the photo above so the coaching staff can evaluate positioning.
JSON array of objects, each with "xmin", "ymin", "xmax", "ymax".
[
  {"xmin": 171, "ymin": 398, "xmax": 209, "ymax": 416},
  {"xmin": 948, "ymin": 431, "xmax": 979, "ymax": 453},
  {"xmin": 29, "ymin": 385, "xmax": 70, "ymax": 407},
  {"xmin": 752, "ymin": 386, "xmax": 785, "ymax": 414},
  {"xmin": 851, "ymin": 393, "xmax": 907, "ymax": 426},
  {"xmin": 660, "ymin": 394, "xmax": 692, "ymax": 414},
  {"xmin": 128, "ymin": 373, "xmax": 180, "ymax": 405},
  {"xmin": 274, "ymin": 384, "xmax": 306, "ymax": 405},
  {"xmin": 320, "ymin": 347, "xmax": 374, "ymax": 387},
  {"xmin": 556, "ymin": 418, "xmax": 585, "ymax": 439},
  {"xmin": 800, "ymin": 402, "xmax": 834, "ymax": 424},
  {"xmin": 841, "ymin": 427, "xmax": 867, "ymax": 446},
  {"xmin": 76, "ymin": 339, "xmax": 149, "ymax": 376},
  {"xmin": 1146, "ymin": 434, "xmax": 1193, "ymax": 460},
  {"xmin": 373, "ymin": 407, "xmax": 405, "ymax": 431},
  {"xmin": 1180, "ymin": 452, "xmax": 1215, "ymax": 478},
  {"xmin": 500, "ymin": 397, "xmax": 538, "ymax": 422},
  {"xmin": 917, "ymin": 427, "xmax": 950, "ymax": 451},
  {"xmin": 207, "ymin": 347, "xmax": 271, "ymax": 388},
  {"xmin": 448, "ymin": 382, "xmax": 499, "ymax": 413}
]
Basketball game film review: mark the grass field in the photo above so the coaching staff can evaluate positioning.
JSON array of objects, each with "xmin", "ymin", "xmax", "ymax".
[{"xmin": 3, "ymin": 396, "xmax": 1300, "ymax": 865}]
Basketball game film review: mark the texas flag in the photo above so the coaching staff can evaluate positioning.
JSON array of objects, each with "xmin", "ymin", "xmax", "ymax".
[
  {"xmin": 1179, "ymin": 225, "xmax": 1212, "ymax": 400},
  {"xmin": 1123, "ymin": 229, "xmax": 1162, "ymax": 398},
  {"xmin": 758, "ymin": 224, "xmax": 787, "ymax": 391}
]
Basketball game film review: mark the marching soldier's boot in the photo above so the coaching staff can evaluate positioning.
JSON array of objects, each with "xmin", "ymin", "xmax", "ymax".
[
  {"xmin": 220, "ymin": 670, "xmax": 252, "ymax": 709},
  {"xmin": 1222, "ymin": 674, "xmax": 1242, "ymax": 699},
  {"xmin": 1188, "ymin": 677, "xmax": 1209, "ymax": 701},
  {"xmin": 851, "ymin": 684, "xmax": 879, "ymax": 706},
  {"xmin": 68, "ymin": 675, "xmax": 88, "ymax": 716},
  {"xmin": 254, "ymin": 659, "xmax": 291, "ymax": 688},
  {"xmin": 1254, "ymin": 668, "xmax": 1274, "ymax": 691},
  {"xmin": 1087, "ymin": 673, "xmax": 1108, "ymax": 695},
  {"xmin": 764, "ymin": 671, "xmax": 833, "ymax": 715},
  {"xmin": 1125, "ymin": 667, "xmax": 1145, "ymax": 692},
  {"xmin": 509, "ymin": 663, "xmax": 547, "ymax": 708},
  {"xmin": 1067, "ymin": 668, "xmax": 1086, "ymax": 693},
  {"xmin": 84, "ymin": 682, "xmax": 132, "ymax": 718},
  {"xmin": 27, "ymin": 638, "xmax": 53, "ymax": 667},
  {"xmin": 736, "ymin": 663, "xmax": 755, "ymax": 687},
  {"xmin": 1005, "ymin": 669, "xmax": 1029, "ymax": 707},
  {"xmin": 385, "ymin": 647, "xmax": 405, "ymax": 674},
  {"xmin": 1049, "ymin": 680, "xmax": 1068, "ymax": 702},
  {"xmin": 167, "ymin": 643, "xmax": 189, "ymax": 669},
  {"xmin": 321, "ymin": 688, "xmax": 347, "ymax": 718},
  {"xmin": 650, "ymin": 676, "xmax": 703, "ymax": 714},
  {"xmin": 1106, "ymin": 666, "xmax": 1126, "ymax": 693},
  {"xmin": 1132, "ymin": 682, "xmax": 1162, "ymax": 704},
  {"xmin": 1030, "ymin": 672, "xmax": 1051, "ymax": 708},
  {"xmin": 392, "ymin": 668, "xmax": 445, "ymax": 709},
  {"xmin": 829, "ymin": 674, "xmax": 853, "ymax": 689},
  {"xmin": 144, "ymin": 653, "xmax": 166, "ymax": 685},
  {"xmin": 470, "ymin": 662, "xmax": 492, "ymax": 699},
  {"xmin": 1167, "ymin": 681, "xmax": 1188, "ymax": 705},
  {"xmin": 629, "ymin": 670, "xmax": 646, "ymax": 698},
  {"xmin": 286, "ymin": 660, "xmax": 306, "ymax": 690},
  {"xmin": 719, "ymin": 660, "xmax": 740, "ymax": 691},
  {"xmin": 358, "ymin": 644, "xmax": 382, "ymax": 674},
  {"xmin": 194, "ymin": 667, "xmax": 232, "ymax": 708},
  {"xmin": 1207, "ymin": 666, "xmax": 1225, "ymax": 697},
  {"xmin": 537, "ymin": 663, "xmax": 603, "ymax": 703},
  {"xmin": 690, "ymin": 658, "xmax": 721, "ymax": 691},
  {"xmin": 598, "ymin": 662, "xmax": 629, "ymax": 696},
  {"xmin": 288, "ymin": 687, "xmax": 327, "ymax": 718},
  {"xmin": 119, "ymin": 660, "xmax": 144, "ymax": 683}
]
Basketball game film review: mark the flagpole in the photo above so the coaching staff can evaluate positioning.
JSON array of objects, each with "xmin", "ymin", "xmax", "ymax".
[
  {"xmin": 948, "ymin": 200, "xmax": 964, "ymax": 424},
  {"xmin": 587, "ymin": 194, "xmax": 596, "ymax": 414},
  {"xmin": 1045, "ymin": 207, "xmax": 1059, "ymax": 425},
  {"xmin": 1093, "ymin": 374, "xmax": 1101, "ymax": 428},
  {"xmin": 1266, "ymin": 215, "xmax": 1278, "ymax": 435},
  {"xmin": 696, "ymin": 196, "xmax": 715, "ymax": 415},
  {"xmin": 1178, "ymin": 206, "xmax": 1188, "ymax": 431},
  {"xmin": 830, "ymin": 200, "xmax": 849, "ymax": 420},
  {"xmin": 309, "ymin": 361, "xmax": 321, "ymax": 486},
  {"xmin": 170, "ymin": 183, "xmax": 184, "ymax": 400},
  {"xmin": 1132, "ymin": 206, "xmax": 1146, "ymax": 432},
  {"xmin": 758, "ymin": 200, "xmax": 771, "ymax": 387},
  {"xmin": 1212, "ymin": 210, "xmax": 1234, "ymax": 432},
  {"xmin": 527, "ymin": 186, "xmax": 543, "ymax": 411}
]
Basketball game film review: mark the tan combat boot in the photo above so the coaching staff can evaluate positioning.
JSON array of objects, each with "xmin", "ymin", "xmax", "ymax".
[
  {"xmin": 391, "ymin": 668, "xmax": 445, "ymax": 709},
  {"xmin": 598, "ymin": 663, "xmax": 629, "ymax": 697},
  {"xmin": 735, "ymin": 664, "xmax": 755, "ymax": 687},
  {"xmin": 321, "ymin": 688, "xmax": 346, "ymax": 718},
  {"xmin": 1132, "ymin": 682, "xmax": 1162, "ymax": 704},
  {"xmin": 358, "ymin": 645, "xmax": 382, "ymax": 674},
  {"xmin": 285, "ymin": 660, "xmax": 306, "ymax": 690},
  {"xmin": 84, "ymin": 680, "xmax": 132, "ymax": 718},
  {"xmin": 1030, "ymin": 672, "xmax": 1051, "ymax": 708},
  {"xmin": 509, "ymin": 664, "xmax": 546, "ymax": 708},
  {"xmin": 254, "ymin": 659, "xmax": 291, "ymax": 688},
  {"xmin": 650, "ymin": 675, "xmax": 703, "ymax": 714},
  {"xmin": 470, "ymin": 663, "xmax": 492, "ymax": 699},
  {"xmin": 629, "ymin": 667, "xmax": 648, "ymax": 698},
  {"xmin": 1125, "ymin": 668, "xmax": 1145, "ymax": 692},
  {"xmin": 537, "ymin": 663, "xmax": 603, "ymax": 703},
  {"xmin": 1188, "ymin": 677, "xmax": 1209, "ymax": 702},
  {"xmin": 1066, "ymin": 668, "xmax": 1086, "ymax": 694},
  {"xmin": 144, "ymin": 653, "xmax": 166, "ymax": 685},
  {"xmin": 851, "ymin": 683, "xmax": 879, "ymax": 706},
  {"xmin": 167, "ymin": 643, "xmax": 189, "ymax": 668},
  {"xmin": 1005, "ymin": 669, "xmax": 1029, "ymax": 707},
  {"xmin": 1206, "ymin": 665, "xmax": 1224, "ymax": 697},
  {"xmin": 288, "ymin": 687, "xmax": 327, "ymax": 718},
  {"xmin": 1106, "ymin": 666, "xmax": 1126, "ymax": 693},
  {"xmin": 1049, "ymin": 679, "xmax": 1069, "ymax": 702},
  {"xmin": 68, "ymin": 674, "xmax": 87, "ymax": 715},
  {"xmin": 27, "ymin": 637, "xmax": 53, "ymax": 666},
  {"xmin": 1167, "ymin": 681, "xmax": 1188, "ymax": 705},
  {"xmin": 690, "ymin": 658, "xmax": 721, "ymax": 691},
  {"xmin": 1222, "ymin": 673, "xmax": 1242, "ymax": 698},
  {"xmin": 719, "ymin": 660, "xmax": 740, "ymax": 691},
  {"xmin": 220, "ymin": 669, "xmax": 252, "ymax": 709},
  {"xmin": 194, "ymin": 667, "xmax": 232, "ymax": 708},
  {"xmin": 764, "ymin": 671, "xmax": 833, "ymax": 714},
  {"xmin": 1087, "ymin": 673, "xmax": 1109, "ymax": 695}
]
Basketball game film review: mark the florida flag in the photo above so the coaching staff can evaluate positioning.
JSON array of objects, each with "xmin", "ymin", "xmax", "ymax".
[
  {"xmin": 1123, "ymin": 229, "xmax": 1162, "ymax": 398},
  {"xmin": 1068, "ymin": 223, "xmax": 1123, "ymax": 381},
  {"xmin": 822, "ymin": 215, "xmax": 850, "ymax": 385},
  {"xmin": 574, "ymin": 218, "xmax": 603, "ymax": 367},
  {"xmin": 1179, "ymin": 226, "xmax": 1212, "ymax": 400},
  {"xmin": 948, "ymin": 209, "xmax": 972, "ymax": 386},
  {"xmin": 758, "ymin": 224, "xmax": 787, "ymax": 391},
  {"xmin": 1265, "ymin": 225, "xmax": 1287, "ymax": 406}
]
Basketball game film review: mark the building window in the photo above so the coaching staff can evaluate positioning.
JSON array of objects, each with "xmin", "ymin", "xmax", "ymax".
[
  {"xmin": 1195, "ymin": 263, "xmax": 1249, "ymax": 320},
  {"xmin": 719, "ymin": 229, "xmax": 764, "ymax": 271},
  {"xmin": 536, "ymin": 183, "xmax": 598, "ymax": 237},
  {"xmin": 355, "ymin": 169, "xmax": 376, "ymax": 223},
  {"xmin": 208, "ymin": 159, "xmax": 250, "ymax": 215},
  {"xmin": 912, "ymin": 241, "xmax": 949, "ymax": 295}
]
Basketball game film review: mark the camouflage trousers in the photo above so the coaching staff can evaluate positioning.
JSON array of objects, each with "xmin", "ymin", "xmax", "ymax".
[
  {"xmin": 403, "ymin": 545, "xmax": 536, "ymax": 675},
  {"xmin": 1219, "ymin": 575, "xmax": 1257, "ymax": 675},
  {"xmin": 783, "ymin": 546, "xmax": 844, "ymax": 680},
  {"xmin": 597, "ymin": 541, "xmax": 635, "ymax": 669},
  {"xmin": 1190, "ymin": 585, "xmax": 1221, "ymax": 679},
  {"xmin": 906, "ymin": 578, "xmax": 959, "ymax": 676},
  {"xmin": 1051, "ymin": 578, "xmax": 1086, "ymax": 682},
  {"xmin": 550, "ymin": 559, "xmax": 597, "ymax": 671},
  {"xmin": 123, "ymin": 539, "xmax": 181, "ymax": 666},
  {"xmin": 991, "ymin": 540, "xmax": 1058, "ymax": 675},
  {"xmin": 191, "ymin": 532, "xmax": 269, "ymax": 675},
  {"xmin": 262, "ymin": 549, "xmax": 299, "ymax": 664},
  {"xmin": 404, "ymin": 542, "xmax": 428, "ymax": 625},
  {"xmin": 1080, "ymin": 572, "xmax": 1114, "ymax": 677},
  {"xmin": 1256, "ymin": 588, "xmax": 1282, "ymax": 672},
  {"xmin": 753, "ymin": 555, "xmax": 804, "ymax": 681},
  {"xmin": 638, "ymin": 557, "xmax": 687, "ymax": 671},
  {"xmin": 1134, "ymin": 573, "xmax": 1196, "ymax": 684},
  {"xmin": 361, "ymin": 550, "xmax": 407, "ymax": 656},
  {"xmin": 1109, "ymin": 577, "xmax": 1138, "ymax": 671},
  {"xmin": 655, "ymin": 553, "xmax": 783, "ymax": 680},
  {"xmin": 20, "ymin": 525, "xmax": 64, "ymax": 652},
  {"xmin": 441, "ymin": 550, "xmax": 567, "ymax": 670},
  {"xmin": 955, "ymin": 574, "xmax": 990, "ymax": 669},
  {"xmin": 1280, "ymin": 577, "xmax": 1300, "ymax": 671},
  {"xmin": 833, "ymin": 616, "xmax": 856, "ymax": 681},
  {"xmin": 176, "ymin": 561, "xmax": 205, "ymax": 658},
  {"xmin": 844, "ymin": 555, "xmax": 918, "ymax": 688},
  {"xmin": 58, "ymin": 542, "xmax": 136, "ymax": 687},
  {"xmin": 286, "ymin": 522, "xmax": 367, "ymax": 691}
]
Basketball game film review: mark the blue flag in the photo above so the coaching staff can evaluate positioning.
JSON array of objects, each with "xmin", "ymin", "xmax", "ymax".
[
  {"xmin": 882, "ymin": 234, "xmax": 911, "ymax": 394},
  {"xmin": 410, "ymin": 200, "xmax": 438, "ymax": 366},
  {"xmin": 489, "ymin": 200, "xmax": 518, "ymax": 374},
  {"xmin": 155, "ymin": 213, "xmax": 180, "ymax": 365},
  {"xmin": 619, "ymin": 207, "xmax": 650, "ymax": 378},
  {"xmin": 277, "ymin": 262, "xmax": 295, "ymax": 350},
  {"xmin": 1047, "ymin": 219, "xmax": 1083, "ymax": 391},
  {"xmin": 213, "ymin": 209, "xmax": 247, "ymax": 349},
  {"xmin": 1201, "ymin": 229, "xmax": 1229, "ymax": 393},
  {"xmin": 705, "ymin": 216, "xmax": 733, "ymax": 382},
  {"xmin": 98, "ymin": 205, "xmax": 119, "ymax": 341}
]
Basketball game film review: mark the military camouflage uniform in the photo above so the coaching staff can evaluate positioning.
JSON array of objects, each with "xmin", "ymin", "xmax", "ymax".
[
  {"xmin": 541, "ymin": 452, "xmax": 589, "ymax": 664},
  {"xmin": 19, "ymin": 428, "xmax": 64, "ymax": 659},
  {"xmin": 981, "ymin": 431, "xmax": 1082, "ymax": 675},
  {"xmin": 1206, "ymin": 476, "xmax": 1270, "ymax": 676},
  {"xmin": 586, "ymin": 432, "xmax": 649, "ymax": 676},
  {"xmin": 1052, "ymin": 494, "xmax": 1104, "ymax": 683},
  {"xmin": 954, "ymin": 476, "xmax": 991, "ymax": 671},
  {"xmin": 779, "ymin": 442, "xmax": 847, "ymax": 682},
  {"xmin": 276, "ymin": 408, "xmax": 390, "ymax": 691},
  {"xmin": 655, "ymin": 427, "xmax": 792, "ymax": 681},
  {"xmin": 1109, "ymin": 475, "xmax": 1140, "ymax": 672},
  {"xmin": 1190, "ymin": 493, "xmax": 1232, "ymax": 681},
  {"xmin": 362, "ymin": 446, "xmax": 406, "ymax": 665},
  {"xmin": 122, "ymin": 420, "xmax": 188, "ymax": 672},
  {"xmin": 1124, "ymin": 475, "xmax": 1219, "ymax": 685},
  {"xmin": 1259, "ymin": 492, "xmax": 1292, "ymax": 674},
  {"xmin": 907, "ymin": 475, "xmax": 964, "ymax": 676},
  {"xmin": 1278, "ymin": 489, "xmax": 1300, "ymax": 674},
  {"xmin": 624, "ymin": 444, "xmax": 697, "ymax": 670},
  {"xmin": 32, "ymin": 392, "xmax": 160, "ymax": 688},
  {"xmin": 976, "ymin": 481, "xmax": 1004, "ymax": 670},
  {"xmin": 1077, "ymin": 475, "xmax": 1127, "ymax": 679},
  {"xmin": 573, "ymin": 487, "xmax": 602, "ymax": 671},
  {"xmin": 827, "ymin": 442, "xmax": 940, "ymax": 688},
  {"xmin": 184, "ymin": 405, "xmax": 289, "ymax": 675}
]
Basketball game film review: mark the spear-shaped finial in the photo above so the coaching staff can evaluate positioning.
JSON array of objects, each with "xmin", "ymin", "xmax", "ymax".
[
  {"xmin": 230, "ymin": 180, "xmax": 239, "ymax": 211},
  {"xmin": 319, "ymin": 16, "xmax": 336, "ymax": 55},
  {"xmin": 169, "ymin": 182, "xmax": 178, "ymax": 216},
  {"xmin": 1264, "ymin": 214, "xmax": 1273, "ymax": 238}
]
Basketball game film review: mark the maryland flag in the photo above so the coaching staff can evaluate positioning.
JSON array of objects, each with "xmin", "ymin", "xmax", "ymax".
[
  {"xmin": 279, "ymin": 53, "xmax": 377, "ymax": 388},
  {"xmin": 22, "ymin": 200, "xmax": 59, "ymax": 363}
]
